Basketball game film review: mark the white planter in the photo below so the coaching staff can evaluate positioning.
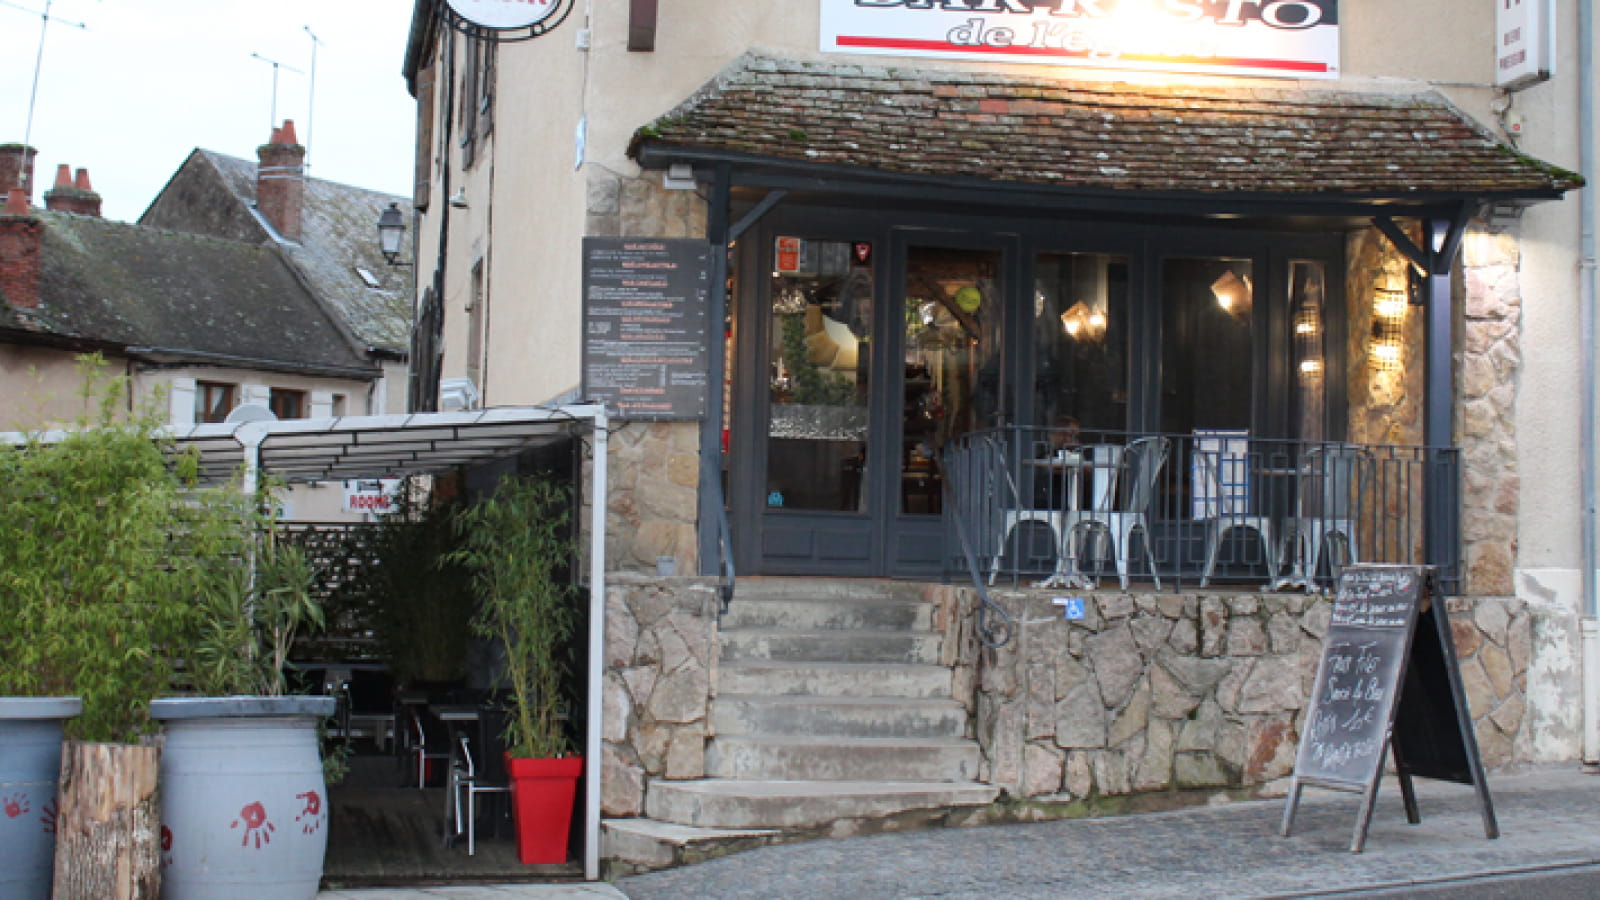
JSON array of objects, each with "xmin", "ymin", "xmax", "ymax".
[
  {"xmin": 150, "ymin": 696, "xmax": 336, "ymax": 900},
  {"xmin": 0, "ymin": 697, "xmax": 82, "ymax": 900}
]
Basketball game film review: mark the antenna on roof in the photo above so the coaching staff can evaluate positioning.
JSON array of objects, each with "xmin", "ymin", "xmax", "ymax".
[
  {"xmin": 303, "ymin": 25, "xmax": 323, "ymax": 172},
  {"xmin": 2, "ymin": 0, "xmax": 90, "ymax": 191},
  {"xmin": 249, "ymin": 51, "xmax": 305, "ymax": 133}
]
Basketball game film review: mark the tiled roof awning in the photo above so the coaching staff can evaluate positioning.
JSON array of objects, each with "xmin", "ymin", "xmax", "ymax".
[{"xmin": 629, "ymin": 55, "xmax": 1581, "ymax": 210}]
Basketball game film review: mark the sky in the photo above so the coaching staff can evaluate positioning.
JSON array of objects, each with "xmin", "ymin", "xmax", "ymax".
[{"xmin": 0, "ymin": 0, "xmax": 417, "ymax": 223}]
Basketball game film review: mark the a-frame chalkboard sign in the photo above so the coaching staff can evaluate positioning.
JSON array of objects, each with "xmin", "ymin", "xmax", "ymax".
[{"xmin": 1280, "ymin": 565, "xmax": 1498, "ymax": 852}]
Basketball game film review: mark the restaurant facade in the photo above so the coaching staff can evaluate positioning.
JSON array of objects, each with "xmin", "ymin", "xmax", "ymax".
[{"xmin": 402, "ymin": 0, "xmax": 1597, "ymax": 871}]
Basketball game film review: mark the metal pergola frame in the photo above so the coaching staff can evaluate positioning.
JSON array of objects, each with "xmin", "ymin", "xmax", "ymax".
[{"xmin": 3, "ymin": 404, "xmax": 612, "ymax": 880}]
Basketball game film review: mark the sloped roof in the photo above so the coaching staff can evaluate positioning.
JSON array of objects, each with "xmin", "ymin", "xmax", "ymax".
[
  {"xmin": 144, "ymin": 150, "xmax": 412, "ymax": 354},
  {"xmin": 16, "ymin": 211, "xmax": 372, "ymax": 376},
  {"xmin": 630, "ymin": 55, "xmax": 1581, "ymax": 205}
]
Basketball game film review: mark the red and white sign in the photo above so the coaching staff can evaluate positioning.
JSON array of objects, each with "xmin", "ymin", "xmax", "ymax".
[
  {"xmin": 820, "ymin": 0, "xmax": 1340, "ymax": 80},
  {"xmin": 343, "ymin": 479, "xmax": 402, "ymax": 515},
  {"xmin": 1495, "ymin": 0, "xmax": 1552, "ymax": 90},
  {"xmin": 445, "ymin": 0, "xmax": 564, "ymax": 30},
  {"xmin": 776, "ymin": 236, "xmax": 803, "ymax": 274}
]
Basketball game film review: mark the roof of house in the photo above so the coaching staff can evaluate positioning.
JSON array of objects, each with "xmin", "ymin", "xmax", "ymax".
[
  {"xmin": 629, "ymin": 55, "xmax": 1582, "ymax": 205},
  {"xmin": 7, "ymin": 211, "xmax": 373, "ymax": 376},
  {"xmin": 141, "ymin": 149, "xmax": 412, "ymax": 355}
]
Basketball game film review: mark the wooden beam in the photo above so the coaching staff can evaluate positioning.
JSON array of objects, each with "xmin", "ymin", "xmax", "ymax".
[{"xmin": 628, "ymin": 0, "xmax": 658, "ymax": 51}]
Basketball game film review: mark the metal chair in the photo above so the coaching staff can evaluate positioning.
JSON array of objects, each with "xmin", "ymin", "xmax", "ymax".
[
  {"xmin": 1282, "ymin": 443, "xmax": 1372, "ymax": 591},
  {"xmin": 410, "ymin": 710, "xmax": 450, "ymax": 789},
  {"xmin": 447, "ymin": 720, "xmax": 510, "ymax": 855},
  {"xmin": 1065, "ymin": 436, "xmax": 1168, "ymax": 590},
  {"xmin": 1195, "ymin": 432, "xmax": 1279, "ymax": 587}
]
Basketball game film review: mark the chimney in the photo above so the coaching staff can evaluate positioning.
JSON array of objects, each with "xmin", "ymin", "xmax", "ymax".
[
  {"xmin": 0, "ymin": 188, "xmax": 43, "ymax": 309},
  {"xmin": 0, "ymin": 144, "xmax": 38, "ymax": 205},
  {"xmin": 256, "ymin": 119, "xmax": 306, "ymax": 241},
  {"xmin": 43, "ymin": 164, "xmax": 102, "ymax": 217}
]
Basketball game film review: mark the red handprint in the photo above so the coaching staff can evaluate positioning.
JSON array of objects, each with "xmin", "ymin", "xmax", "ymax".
[
  {"xmin": 230, "ymin": 801, "xmax": 275, "ymax": 849},
  {"xmin": 295, "ymin": 790, "xmax": 324, "ymax": 834},
  {"xmin": 3, "ymin": 793, "xmax": 29, "ymax": 818},
  {"xmin": 40, "ymin": 800, "xmax": 57, "ymax": 835}
]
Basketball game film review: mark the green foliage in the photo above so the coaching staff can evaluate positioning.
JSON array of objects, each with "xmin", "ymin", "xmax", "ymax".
[
  {"xmin": 0, "ymin": 357, "xmax": 324, "ymax": 741},
  {"xmin": 780, "ymin": 314, "xmax": 857, "ymax": 406},
  {"xmin": 447, "ymin": 476, "xmax": 578, "ymax": 759},
  {"xmin": 370, "ymin": 479, "xmax": 474, "ymax": 685}
]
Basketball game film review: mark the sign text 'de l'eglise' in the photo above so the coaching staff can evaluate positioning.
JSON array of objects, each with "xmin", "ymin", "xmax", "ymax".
[
  {"xmin": 820, "ymin": 0, "xmax": 1340, "ymax": 80},
  {"xmin": 582, "ymin": 238, "xmax": 711, "ymax": 420}
]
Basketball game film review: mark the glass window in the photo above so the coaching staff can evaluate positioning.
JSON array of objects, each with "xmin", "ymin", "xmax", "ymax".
[
  {"xmin": 1032, "ymin": 252, "xmax": 1129, "ymax": 433},
  {"xmin": 269, "ymin": 389, "xmax": 306, "ymax": 420},
  {"xmin": 765, "ymin": 238, "xmax": 872, "ymax": 512},
  {"xmin": 1290, "ymin": 260, "xmax": 1328, "ymax": 443},
  {"xmin": 195, "ymin": 382, "xmax": 235, "ymax": 424},
  {"xmin": 1160, "ymin": 257, "xmax": 1255, "ymax": 435}
]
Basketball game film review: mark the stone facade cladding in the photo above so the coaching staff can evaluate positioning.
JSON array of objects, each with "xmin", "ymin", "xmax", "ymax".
[
  {"xmin": 629, "ymin": 55, "xmax": 1581, "ymax": 199},
  {"xmin": 940, "ymin": 586, "xmax": 1531, "ymax": 801},
  {"xmin": 602, "ymin": 574, "xmax": 720, "ymax": 818}
]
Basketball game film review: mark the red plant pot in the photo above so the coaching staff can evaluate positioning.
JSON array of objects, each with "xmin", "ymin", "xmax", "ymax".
[{"xmin": 504, "ymin": 754, "xmax": 583, "ymax": 865}]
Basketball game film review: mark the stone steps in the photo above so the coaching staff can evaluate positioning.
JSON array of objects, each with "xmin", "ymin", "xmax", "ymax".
[
  {"xmin": 711, "ymin": 694, "xmax": 967, "ymax": 739},
  {"xmin": 716, "ymin": 661, "xmax": 953, "ymax": 698},
  {"xmin": 607, "ymin": 578, "xmax": 993, "ymax": 875}
]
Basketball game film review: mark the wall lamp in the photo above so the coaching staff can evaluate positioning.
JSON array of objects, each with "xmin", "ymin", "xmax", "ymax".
[
  {"xmin": 1370, "ymin": 286, "xmax": 1407, "ymax": 372},
  {"xmin": 377, "ymin": 202, "xmax": 411, "ymax": 266}
]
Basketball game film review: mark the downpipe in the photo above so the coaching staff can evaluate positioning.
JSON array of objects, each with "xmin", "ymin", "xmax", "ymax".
[{"xmin": 1579, "ymin": 0, "xmax": 1599, "ymax": 772}]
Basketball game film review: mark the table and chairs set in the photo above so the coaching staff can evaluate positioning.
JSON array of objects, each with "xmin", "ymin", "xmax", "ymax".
[{"xmin": 955, "ymin": 426, "xmax": 1411, "ymax": 592}]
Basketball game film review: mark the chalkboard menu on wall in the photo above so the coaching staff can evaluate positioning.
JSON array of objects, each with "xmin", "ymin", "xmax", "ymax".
[
  {"xmin": 1281, "ymin": 565, "xmax": 1497, "ymax": 853},
  {"xmin": 582, "ymin": 238, "xmax": 711, "ymax": 420}
]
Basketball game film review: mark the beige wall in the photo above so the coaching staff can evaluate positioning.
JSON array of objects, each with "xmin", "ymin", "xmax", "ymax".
[{"xmin": 0, "ymin": 346, "xmax": 128, "ymax": 430}]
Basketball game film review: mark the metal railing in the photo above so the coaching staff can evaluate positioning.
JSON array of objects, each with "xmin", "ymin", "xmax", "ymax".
[{"xmin": 944, "ymin": 426, "xmax": 1461, "ymax": 593}]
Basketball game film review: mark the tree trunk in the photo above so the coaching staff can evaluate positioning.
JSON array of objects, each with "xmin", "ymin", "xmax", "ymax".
[{"xmin": 52, "ymin": 740, "xmax": 161, "ymax": 900}]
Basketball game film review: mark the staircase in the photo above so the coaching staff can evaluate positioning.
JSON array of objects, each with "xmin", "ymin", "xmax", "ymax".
[{"xmin": 603, "ymin": 579, "xmax": 998, "ymax": 874}]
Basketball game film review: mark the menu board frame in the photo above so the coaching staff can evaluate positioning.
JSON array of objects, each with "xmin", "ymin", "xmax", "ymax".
[
  {"xmin": 582, "ymin": 237, "xmax": 712, "ymax": 421},
  {"xmin": 1280, "ymin": 565, "xmax": 1497, "ymax": 852}
]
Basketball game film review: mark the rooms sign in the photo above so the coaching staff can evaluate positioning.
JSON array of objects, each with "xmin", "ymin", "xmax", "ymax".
[{"xmin": 820, "ymin": 0, "xmax": 1340, "ymax": 79}]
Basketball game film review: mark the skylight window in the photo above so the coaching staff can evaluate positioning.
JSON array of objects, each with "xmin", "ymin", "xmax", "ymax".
[{"xmin": 355, "ymin": 267, "xmax": 381, "ymax": 288}]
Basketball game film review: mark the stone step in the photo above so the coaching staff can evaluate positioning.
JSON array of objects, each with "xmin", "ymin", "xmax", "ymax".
[
  {"xmin": 711, "ymin": 694, "xmax": 967, "ymax": 739},
  {"xmin": 705, "ymin": 735, "xmax": 981, "ymax": 782},
  {"xmin": 720, "ymin": 595, "xmax": 934, "ymax": 632},
  {"xmin": 716, "ymin": 661, "xmax": 953, "ymax": 699},
  {"xmin": 718, "ymin": 629, "xmax": 943, "ymax": 664},
  {"xmin": 644, "ymin": 779, "xmax": 1000, "ymax": 829},
  {"xmin": 601, "ymin": 817, "xmax": 779, "ymax": 877},
  {"xmin": 732, "ymin": 578, "xmax": 922, "ymax": 603}
]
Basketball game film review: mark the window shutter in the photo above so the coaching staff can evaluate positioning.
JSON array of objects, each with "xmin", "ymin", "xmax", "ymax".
[{"xmin": 414, "ymin": 61, "xmax": 435, "ymax": 210}]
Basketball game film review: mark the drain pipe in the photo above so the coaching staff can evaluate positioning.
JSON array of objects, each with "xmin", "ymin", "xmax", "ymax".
[{"xmin": 1579, "ymin": 0, "xmax": 1599, "ymax": 772}]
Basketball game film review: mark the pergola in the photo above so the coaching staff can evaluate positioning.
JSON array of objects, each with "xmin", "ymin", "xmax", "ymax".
[{"xmin": 2, "ymin": 405, "xmax": 613, "ymax": 880}]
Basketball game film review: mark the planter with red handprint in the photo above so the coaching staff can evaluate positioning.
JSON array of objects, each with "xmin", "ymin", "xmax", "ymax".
[
  {"xmin": 0, "ymin": 698, "xmax": 80, "ymax": 900},
  {"xmin": 151, "ymin": 696, "xmax": 336, "ymax": 900}
]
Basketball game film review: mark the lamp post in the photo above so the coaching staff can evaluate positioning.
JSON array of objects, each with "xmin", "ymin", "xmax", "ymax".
[{"xmin": 377, "ymin": 202, "xmax": 409, "ymax": 265}]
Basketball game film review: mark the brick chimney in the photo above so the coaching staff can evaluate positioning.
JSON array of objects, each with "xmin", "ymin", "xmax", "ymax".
[
  {"xmin": 0, "ymin": 144, "xmax": 38, "ymax": 205},
  {"xmin": 0, "ymin": 188, "xmax": 43, "ymax": 309},
  {"xmin": 256, "ymin": 120, "xmax": 305, "ymax": 241},
  {"xmin": 43, "ymin": 164, "xmax": 102, "ymax": 217}
]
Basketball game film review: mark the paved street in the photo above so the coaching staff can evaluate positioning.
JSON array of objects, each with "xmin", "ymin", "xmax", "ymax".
[{"xmin": 323, "ymin": 765, "xmax": 1600, "ymax": 899}]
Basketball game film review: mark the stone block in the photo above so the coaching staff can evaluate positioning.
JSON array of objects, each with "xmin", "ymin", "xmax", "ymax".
[
  {"xmin": 1227, "ymin": 596, "xmax": 1259, "ymax": 616},
  {"xmin": 1022, "ymin": 742, "xmax": 1065, "ymax": 797},
  {"xmin": 1244, "ymin": 716, "xmax": 1295, "ymax": 783},
  {"xmin": 603, "ymin": 673, "xmax": 633, "ymax": 743},
  {"xmin": 1098, "ymin": 593, "xmax": 1136, "ymax": 621},
  {"xmin": 1055, "ymin": 683, "xmax": 1109, "ymax": 749},
  {"xmin": 1177, "ymin": 699, "xmax": 1223, "ymax": 753},
  {"xmin": 649, "ymin": 665, "xmax": 711, "ymax": 724},
  {"xmin": 1133, "ymin": 720, "xmax": 1174, "ymax": 791},
  {"xmin": 1200, "ymin": 598, "xmax": 1228, "ymax": 657},
  {"xmin": 1130, "ymin": 613, "xmax": 1173, "ymax": 651},
  {"xmin": 1267, "ymin": 613, "xmax": 1300, "ymax": 655},
  {"xmin": 1086, "ymin": 623, "xmax": 1143, "ymax": 707},
  {"xmin": 1064, "ymin": 751, "xmax": 1094, "ymax": 798},
  {"xmin": 1226, "ymin": 617, "xmax": 1268, "ymax": 656},
  {"xmin": 1052, "ymin": 652, "xmax": 1090, "ymax": 702},
  {"xmin": 1451, "ymin": 619, "xmax": 1483, "ymax": 658},
  {"xmin": 1236, "ymin": 656, "xmax": 1302, "ymax": 713},
  {"xmin": 1150, "ymin": 660, "xmax": 1201, "ymax": 720},
  {"xmin": 1480, "ymin": 640, "xmax": 1515, "ymax": 700},
  {"xmin": 664, "ymin": 724, "xmax": 707, "ymax": 779},
  {"xmin": 1090, "ymin": 750, "xmax": 1131, "ymax": 795},
  {"xmin": 1474, "ymin": 600, "xmax": 1512, "ymax": 644},
  {"xmin": 1168, "ymin": 619, "xmax": 1199, "ymax": 655},
  {"xmin": 1108, "ymin": 682, "xmax": 1151, "ymax": 747},
  {"xmin": 1173, "ymin": 752, "xmax": 1229, "ymax": 789},
  {"xmin": 1458, "ymin": 656, "xmax": 1496, "ymax": 719},
  {"xmin": 1488, "ymin": 689, "xmax": 1525, "ymax": 738},
  {"xmin": 601, "ymin": 743, "xmax": 645, "ymax": 817}
]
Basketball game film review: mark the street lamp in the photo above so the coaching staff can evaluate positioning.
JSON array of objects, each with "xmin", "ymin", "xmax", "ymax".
[{"xmin": 377, "ymin": 202, "xmax": 409, "ymax": 265}]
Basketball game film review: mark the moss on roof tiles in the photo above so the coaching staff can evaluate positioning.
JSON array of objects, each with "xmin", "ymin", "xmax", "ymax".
[{"xmin": 630, "ymin": 54, "xmax": 1582, "ymax": 198}]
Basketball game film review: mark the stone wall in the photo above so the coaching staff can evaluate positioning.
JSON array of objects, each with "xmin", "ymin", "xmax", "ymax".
[
  {"xmin": 605, "ymin": 422, "xmax": 702, "ymax": 573},
  {"xmin": 586, "ymin": 169, "xmax": 708, "ymax": 239},
  {"xmin": 600, "ymin": 575, "xmax": 719, "ymax": 817},
  {"xmin": 950, "ymin": 587, "xmax": 1532, "ymax": 802}
]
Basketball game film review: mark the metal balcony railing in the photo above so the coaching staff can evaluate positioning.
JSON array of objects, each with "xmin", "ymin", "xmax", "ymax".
[{"xmin": 943, "ymin": 427, "xmax": 1461, "ymax": 593}]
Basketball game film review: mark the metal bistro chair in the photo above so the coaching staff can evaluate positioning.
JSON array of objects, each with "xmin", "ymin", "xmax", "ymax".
[
  {"xmin": 410, "ymin": 709, "xmax": 450, "ymax": 789},
  {"xmin": 447, "ymin": 713, "xmax": 511, "ymax": 855},
  {"xmin": 988, "ymin": 436, "xmax": 1072, "ymax": 585},
  {"xmin": 1195, "ymin": 432, "xmax": 1279, "ymax": 587},
  {"xmin": 1282, "ymin": 443, "xmax": 1372, "ymax": 592},
  {"xmin": 1066, "ymin": 436, "xmax": 1169, "ymax": 590}
]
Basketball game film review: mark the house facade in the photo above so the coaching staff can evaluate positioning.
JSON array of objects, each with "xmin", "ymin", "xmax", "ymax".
[{"xmin": 400, "ymin": 0, "xmax": 1597, "ymax": 872}]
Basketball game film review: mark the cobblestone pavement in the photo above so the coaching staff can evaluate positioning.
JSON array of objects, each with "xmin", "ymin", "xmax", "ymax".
[{"xmin": 321, "ymin": 766, "xmax": 1600, "ymax": 900}]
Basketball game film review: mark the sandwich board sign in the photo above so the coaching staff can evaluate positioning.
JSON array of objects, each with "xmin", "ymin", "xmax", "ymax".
[{"xmin": 1280, "ymin": 565, "xmax": 1498, "ymax": 852}]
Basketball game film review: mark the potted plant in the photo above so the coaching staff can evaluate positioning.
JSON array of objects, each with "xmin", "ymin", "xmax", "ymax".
[
  {"xmin": 371, "ymin": 479, "xmax": 475, "ymax": 690},
  {"xmin": 151, "ymin": 491, "xmax": 336, "ymax": 900},
  {"xmin": 0, "ymin": 363, "xmax": 199, "ymax": 898},
  {"xmin": 449, "ymin": 474, "xmax": 582, "ymax": 865}
]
